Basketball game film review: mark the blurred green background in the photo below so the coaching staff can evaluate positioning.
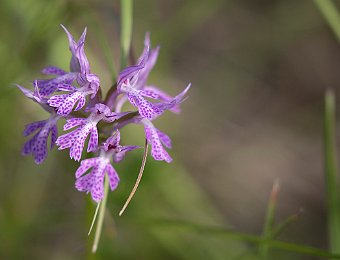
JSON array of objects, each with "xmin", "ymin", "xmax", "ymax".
[{"xmin": 1, "ymin": 0, "xmax": 340, "ymax": 259}]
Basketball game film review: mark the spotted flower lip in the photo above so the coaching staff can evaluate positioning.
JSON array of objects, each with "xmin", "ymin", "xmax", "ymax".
[
  {"xmin": 141, "ymin": 118, "xmax": 172, "ymax": 163},
  {"xmin": 75, "ymin": 130, "xmax": 138, "ymax": 202},
  {"xmin": 47, "ymin": 84, "xmax": 95, "ymax": 116},
  {"xmin": 56, "ymin": 104, "xmax": 128, "ymax": 161},
  {"xmin": 22, "ymin": 114, "xmax": 60, "ymax": 164},
  {"xmin": 75, "ymin": 156, "xmax": 119, "ymax": 202}
]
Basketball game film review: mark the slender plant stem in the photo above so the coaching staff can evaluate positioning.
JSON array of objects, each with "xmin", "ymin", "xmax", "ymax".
[
  {"xmin": 119, "ymin": 140, "xmax": 148, "ymax": 216},
  {"xmin": 314, "ymin": 0, "xmax": 340, "ymax": 41},
  {"xmin": 324, "ymin": 89, "xmax": 340, "ymax": 254},
  {"xmin": 92, "ymin": 175, "xmax": 110, "ymax": 253},
  {"xmin": 86, "ymin": 12, "xmax": 117, "ymax": 80},
  {"xmin": 120, "ymin": 0, "xmax": 133, "ymax": 70},
  {"xmin": 314, "ymin": 1, "xmax": 340, "ymax": 255},
  {"xmin": 90, "ymin": 0, "xmax": 134, "ymax": 253}
]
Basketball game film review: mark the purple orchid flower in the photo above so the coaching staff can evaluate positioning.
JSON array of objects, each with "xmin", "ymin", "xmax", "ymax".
[
  {"xmin": 56, "ymin": 104, "xmax": 128, "ymax": 161},
  {"xmin": 22, "ymin": 115, "xmax": 60, "ymax": 164},
  {"xmin": 75, "ymin": 131, "xmax": 139, "ymax": 202},
  {"xmin": 36, "ymin": 25, "xmax": 100, "ymax": 115},
  {"xmin": 16, "ymin": 81, "xmax": 62, "ymax": 164},
  {"xmin": 116, "ymin": 33, "xmax": 190, "ymax": 119},
  {"xmin": 112, "ymin": 83, "xmax": 190, "ymax": 163}
]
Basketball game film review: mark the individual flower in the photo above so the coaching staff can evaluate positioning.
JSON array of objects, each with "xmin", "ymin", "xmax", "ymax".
[
  {"xmin": 37, "ymin": 25, "xmax": 100, "ymax": 115},
  {"xmin": 22, "ymin": 114, "xmax": 60, "ymax": 164},
  {"xmin": 56, "ymin": 104, "xmax": 127, "ymax": 161},
  {"xmin": 75, "ymin": 131, "xmax": 139, "ymax": 202},
  {"xmin": 17, "ymin": 81, "xmax": 62, "ymax": 164},
  {"xmin": 116, "ymin": 33, "xmax": 190, "ymax": 119},
  {"xmin": 116, "ymin": 34, "xmax": 162, "ymax": 119},
  {"xmin": 112, "ymin": 83, "xmax": 190, "ymax": 163}
]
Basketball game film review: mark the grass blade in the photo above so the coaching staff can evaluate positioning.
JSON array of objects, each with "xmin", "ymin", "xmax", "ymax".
[
  {"xmin": 258, "ymin": 180, "xmax": 279, "ymax": 259},
  {"xmin": 146, "ymin": 219, "xmax": 340, "ymax": 259},
  {"xmin": 91, "ymin": 175, "xmax": 110, "ymax": 253},
  {"xmin": 314, "ymin": 0, "xmax": 340, "ymax": 41},
  {"xmin": 324, "ymin": 89, "xmax": 340, "ymax": 254}
]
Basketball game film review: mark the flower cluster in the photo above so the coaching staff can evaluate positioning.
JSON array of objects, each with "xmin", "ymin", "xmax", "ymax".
[{"xmin": 17, "ymin": 25, "xmax": 190, "ymax": 203}]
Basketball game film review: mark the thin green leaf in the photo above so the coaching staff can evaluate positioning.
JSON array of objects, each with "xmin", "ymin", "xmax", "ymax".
[
  {"xmin": 92, "ymin": 175, "xmax": 110, "ymax": 253},
  {"xmin": 324, "ymin": 88, "xmax": 340, "ymax": 254},
  {"xmin": 270, "ymin": 209, "xmax": 303, "ymax": 239},
  {"xmin": 314, "ymin": 0, "xmax": 340, "ymax": 41},
  {"xmin": 145, "ymin": 219, "xmax": 340, "ymax": 259},
  {"xmin": 259, "ymin": 180, "xmax": 279, "ymax": 259}
]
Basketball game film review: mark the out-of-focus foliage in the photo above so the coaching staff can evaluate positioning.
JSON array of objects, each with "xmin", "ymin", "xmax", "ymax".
[{"xmin": 1, "ymin": 0, "xmax": 340, "ymax": 259}]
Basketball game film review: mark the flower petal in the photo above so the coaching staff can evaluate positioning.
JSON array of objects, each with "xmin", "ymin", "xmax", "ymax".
[
  {"xmin": 156, "ymin": 129, "xmax": 172, "ymax": 149},
  {"xmin": 87, "ymin": 127, "xmax": 98, "ymax": 152},
  {"xmin": 145, "ymin": 125, "xmax": 172, "ymax": 163},
  {"xmin": 57, "ymin": 83, "xmax": 76, "ymax": 92},
  {"xmin": 69, "ymin": 124, "xmax": 92, "ymax": 161},
  {"xmin": 32, "ymin": 127, "xmax": 51, "ymax": 164},
  {"xmin": 106, "ymin": 164, "xmax": 120, "ymax": 191},
  {"xmin": 74, "ymin": 95, "xmax": 86, "ymax": 111},
  {"xmin": 56, "ymin": 128, "xmax": 81, "ymax": 149},
  {"xmin": 23, "ymin": 120, "xmax": 46, "ymax": 136},
  {"xmin": 63, "ymin": 118, "xmax": 87, "ymax": 131},
  {"xmin": 91, "ymin": 167, "xmax": 105, "ymax": 202},
  {"xmin": 75, "ymin": 157, "xmax": 98, "ymax": 178},
  {"xmin": 50, "ymin": 125, "xmax": 58, "ymax": 149},
  {"xmin": 127, "ymin": 92, "xmax": 162, "ymax": 120},
  {"xmin": 53, "ymin": 92, "xmax": 82, "ymax": 116},
  {"xmin": 48, "ymin": 93, "xmax": 68, "ymax": 107},
  {"xmin": 144, "ymin": 86, "xmax": 181, "ymax": 113},
  {"xmin": 42, "ymin": 66, "xmax": 66, "ymax": 76},
  {"xmin": 36, "ymin": 73, "xmax": 77, "ymax": 96},
  {"xmin": 75, "ymin": 171, "xmax": 95, "ymax": 192}
]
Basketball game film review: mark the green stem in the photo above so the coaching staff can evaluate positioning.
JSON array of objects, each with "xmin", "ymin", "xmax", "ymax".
[
  {"xmin": 120, "ymin": 0, "xmax": 133, "ymax": 69},
  {"xmin": 314, "ymin": 0, "xmax": 340, "ymax": 41},
  {"xmin": 259, "ymin": 180, "xmax": 279, "ymax": 259},
  {"xmin": 91, "ymin": 176, "xmax": 110, "ymax": 253},
  {"xmin": 324, "ymin": 89, "xmax": 340, "ymax": 254}
]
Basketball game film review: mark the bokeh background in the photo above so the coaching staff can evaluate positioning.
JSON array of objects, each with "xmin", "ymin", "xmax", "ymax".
[{"xmin": 1, "ymin": 0, "xmax": 340, "ymax": 259}]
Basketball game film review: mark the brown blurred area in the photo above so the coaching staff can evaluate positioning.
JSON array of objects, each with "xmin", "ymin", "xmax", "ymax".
[
  {"xmin": 168, "ymin": 0, "xmax": 340, "ymax": 248},
  {"xmin": 143, "ymin": 0, "xmax": 340, "ymax": 248}
]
